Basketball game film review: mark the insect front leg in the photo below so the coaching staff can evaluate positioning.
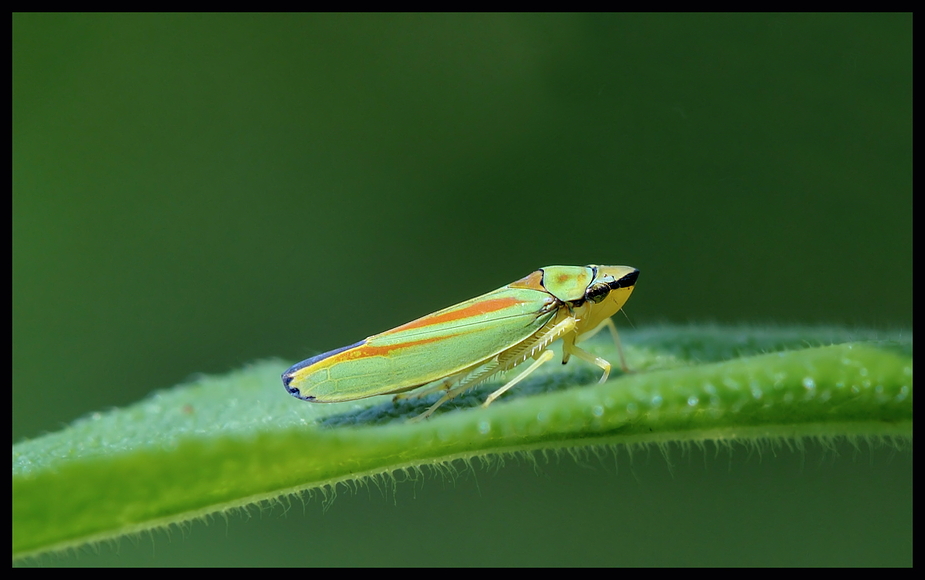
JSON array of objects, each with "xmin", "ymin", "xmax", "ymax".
[
  {"xmin": 601, "ymin": 318, "xmax": 630, "ymax": 373},
  {"xmin": 561, "ymin": 330, "xmax": 624, "ymax": 383},
  {"xmin": 570, "ymin": 318, "xmax": 630, "ymax": 373}
]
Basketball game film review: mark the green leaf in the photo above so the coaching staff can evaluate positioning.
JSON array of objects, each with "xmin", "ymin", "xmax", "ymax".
[{"xmin": 12, "ymin": 325, "xmax": 912, "ymax": 560}]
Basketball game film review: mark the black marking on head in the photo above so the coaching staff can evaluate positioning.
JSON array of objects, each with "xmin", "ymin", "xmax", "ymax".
[
  {"xmin": 581, "ymin": 268, "xmax": 639, "ymax": 304},
  {"xmin": 616, "ymin": 269, "xmax": 639, "ymax": 289},
  {"xmin": 585, "ymin": 282, "xmax": 611, "ymax": 304}
]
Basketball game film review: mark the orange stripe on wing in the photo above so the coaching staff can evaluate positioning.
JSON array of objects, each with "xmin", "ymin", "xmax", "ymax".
[
  {"xmin": 339, "ymin": 334, "xmax": 457, "ymax": 360},
  {"xmin": 387, "ymin": 296, "xmax": 530, "ymax": 333}
]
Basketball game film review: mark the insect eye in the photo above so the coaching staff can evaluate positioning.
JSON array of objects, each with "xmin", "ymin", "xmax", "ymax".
[{"xmin": 585, "ymin": 282, "xmax": 610, "ymax": 304}]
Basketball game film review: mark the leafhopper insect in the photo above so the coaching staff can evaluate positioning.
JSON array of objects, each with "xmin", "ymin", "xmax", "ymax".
[{"xmin": 282, "ymin": 265, "xmax": 639, "ymax": 419}]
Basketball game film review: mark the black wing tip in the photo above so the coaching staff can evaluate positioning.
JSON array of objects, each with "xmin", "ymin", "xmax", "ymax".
[
  {"xmin": 282, "ymin": 339, "xmax": 367, "ymax": 400},
  {"xmin": 282, "ymin": 376, "xmax": 317, "ymax": 401},
  {"xmin": 281, "ymin": 371, "xmax": 316, "ymax": 400}
]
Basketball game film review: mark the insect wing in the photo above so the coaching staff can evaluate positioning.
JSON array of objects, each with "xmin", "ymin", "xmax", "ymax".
[{"xmin": 284, "ymin": 286, "xmax": 556, "ymax": 402}]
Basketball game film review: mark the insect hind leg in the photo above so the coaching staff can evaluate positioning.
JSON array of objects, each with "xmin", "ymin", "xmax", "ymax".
[
  {"xmin": 407, "ymin": 359, "xmax": 501, "ymax": 422},
  {"xmin": 392, "ymin": 375, "xmax": 458, "ymax": 402},
  {"xmin": 408, "ymin": 317, "xmax": 580, "ymax": 422},
  {"xmin": 481, "ymin": 349, "xmax": 555, "ymax": 407}
]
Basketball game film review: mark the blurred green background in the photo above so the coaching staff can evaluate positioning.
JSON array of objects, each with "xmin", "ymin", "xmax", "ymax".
[{"xmin": 13, "ymin": 14, "xmax": 910, "ymax": 566}]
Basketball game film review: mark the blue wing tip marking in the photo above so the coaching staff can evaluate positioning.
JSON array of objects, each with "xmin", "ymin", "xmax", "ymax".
[{"xmin": 282, "ymin": 339, "xmax": 367, "ymax": 400}]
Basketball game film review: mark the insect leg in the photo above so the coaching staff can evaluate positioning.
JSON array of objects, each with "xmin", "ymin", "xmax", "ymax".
[
  {"xmin": 574, "ymin": 318, "xmax": 629, "ymax": 372},
  {"xmin": 407, "ymin": 360, "xmax": 501, "ymax": 422},
  {"xmin": 600, "ymin": 318, "xmax": 629, "ymax": 372},
  {"xmin": 411, "ymin": 317, "xmax": 579, "ymax": 421},
  {"xmin": 481, "ymin": 348, "xmax": 555, "ymax": 408},
  {"xmin": 561, "ymin": 334, "xmax": 614, "ymax": 383},
  {"xmin": 392, "ymin": 370, "xmax": 467, "ymax": 402},
  {"xmin": 409, "ymin": 359, "xmax": 503, "ymax": 421}
]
